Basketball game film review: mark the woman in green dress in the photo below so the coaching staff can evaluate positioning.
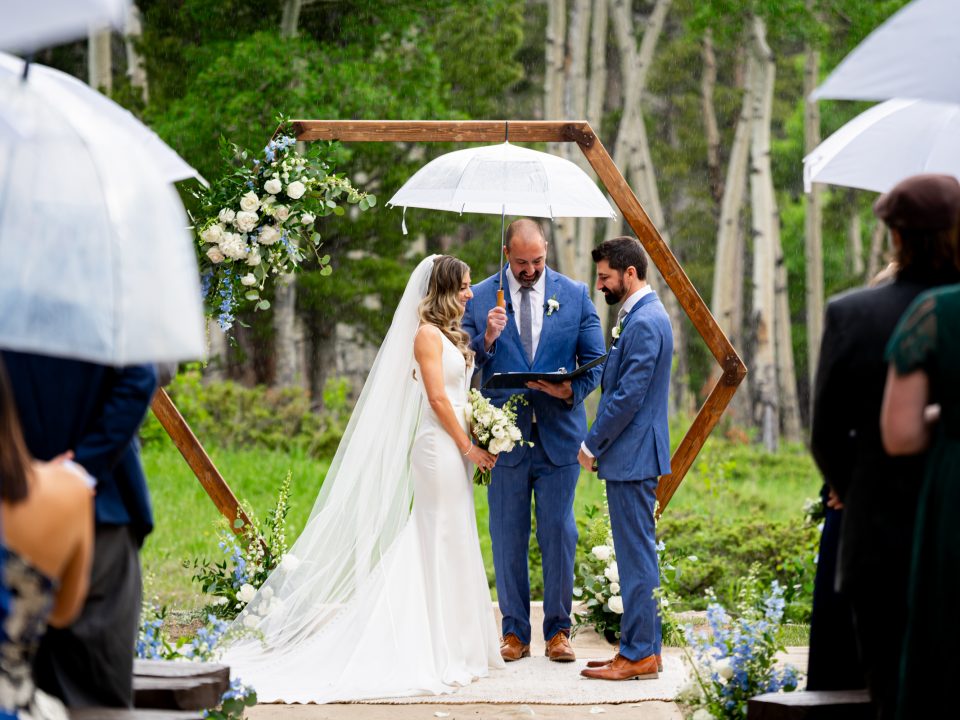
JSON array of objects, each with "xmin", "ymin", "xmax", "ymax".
[{"xmin": 882, "ymin": 282, "xmax": 960, "ymax": 719}]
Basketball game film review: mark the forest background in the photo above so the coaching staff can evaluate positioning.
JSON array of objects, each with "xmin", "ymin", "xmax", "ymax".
[{"xmin": 35, "ymin": 0, "xmax": 910, "ymax": 629}]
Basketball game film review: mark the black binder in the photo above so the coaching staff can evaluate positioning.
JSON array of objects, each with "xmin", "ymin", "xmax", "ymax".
[{"xmin": 481, "ymin": 352, "xmax": 608, "ymax": 390}]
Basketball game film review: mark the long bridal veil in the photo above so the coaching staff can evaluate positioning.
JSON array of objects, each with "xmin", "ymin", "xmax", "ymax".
[{"xmin": 222, "ymin": 255, "xmax": 438, "ymax": 668}]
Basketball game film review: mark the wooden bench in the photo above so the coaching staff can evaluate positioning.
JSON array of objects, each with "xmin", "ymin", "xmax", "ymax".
[
  {"xmin": 133, "ymin": 659, "xmax": 230, "ymax": 712},
  {"xmin": 747, "ymin": 689, "xmax": 872, "ymax": 719},
  {"xmin": 71, "ymin": 710, "xmax": 204, "ymax": 720}
]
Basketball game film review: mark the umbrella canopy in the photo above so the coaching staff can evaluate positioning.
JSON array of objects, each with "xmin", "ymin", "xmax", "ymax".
[
  {"xmin": 803, "ymin": 98, "xmax": 960, "ymax": 194},
  {"xmin": 0, "ymin": 72, "xmax": 205, "ymax": 365},
  {"xmin": 812, "ymin": 0, "xmax": 960, "ymax": 104},
  {"xmin": 0, "ymin": 52, "xmax": 204, "ymax": 185},
  {"xmin": 387, "ymin": 142, "xmax": 616, "ymax": 219},
  {"xmin": 0, "ymin": 0, "xmax": 130, "ymax": 53}
]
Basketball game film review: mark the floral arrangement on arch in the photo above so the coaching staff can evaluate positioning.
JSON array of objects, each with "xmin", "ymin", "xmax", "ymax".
[{"xmin": 193, "ymin": 130, "xmax": 376, "ymax": 330}]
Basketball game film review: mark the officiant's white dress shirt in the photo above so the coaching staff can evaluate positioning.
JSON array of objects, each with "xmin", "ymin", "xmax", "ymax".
[{"xmin": 506, "ymin": 267, "xmax": 546, "ymax": 357}]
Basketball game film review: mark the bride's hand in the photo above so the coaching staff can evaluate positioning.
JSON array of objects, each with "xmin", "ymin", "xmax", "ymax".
[{"xmin": 466, "ymin": 445, "xmax": 498, "ymax": 472}]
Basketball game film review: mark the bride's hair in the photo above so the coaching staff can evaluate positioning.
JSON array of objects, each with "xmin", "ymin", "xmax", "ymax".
[{"xmin": 418, "ymin": 255, "xmax": 474, "ymax": 366}]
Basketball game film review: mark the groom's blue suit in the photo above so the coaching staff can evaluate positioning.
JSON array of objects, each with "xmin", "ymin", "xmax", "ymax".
[
  {"xmin": 584, "ymin": 289, "xmax": 672, "ymax": 661},
  {"xmin": 463, "ymin": 266, "xmax": 605, "ymax": 643}
]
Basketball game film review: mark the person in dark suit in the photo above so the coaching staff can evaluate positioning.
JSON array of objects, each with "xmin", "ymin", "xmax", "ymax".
[
  {"xmin": 578, "ymin": 236, "xmax": 673, "ymax": 682},
  {"xmin": 0, "ymin": 350, "xmax": 157, "ymax": 709},
  {"xmin": 809, "ymin": 174, "xmax": 960, "ymax": 719}
]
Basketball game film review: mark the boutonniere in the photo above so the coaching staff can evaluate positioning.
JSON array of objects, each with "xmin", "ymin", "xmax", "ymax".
[
  {"xmin": 546, "ymin": 295, "xmax": 560, "ymax": 316},
  {"xmin": 611, "ymin": 320, "xmax": 623, "ymax": 340}
]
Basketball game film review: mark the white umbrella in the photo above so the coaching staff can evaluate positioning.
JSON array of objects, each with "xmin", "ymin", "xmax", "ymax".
[
  {"xmin": 0, "ymin": 72, "xmax": 205, "ymax": 365},
  {"xmin": 0, "ymin": 0, "xmax": 130, "ymax": 53},
  {"xmin": 0, "ymin": 52, "xmax": 205, "ymax": 185},
  {"xmin": 812, "ymin": 0, "xmax": 960, "ymax": 104},
  {"xmin": 803, "ymin": 98, "xmax": 960, "ymax": 193}
]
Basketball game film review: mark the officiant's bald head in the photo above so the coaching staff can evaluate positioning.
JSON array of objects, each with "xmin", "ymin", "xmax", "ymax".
[{"xmin": 504, "ymin": 218, "xmax": 546, "ymax": 251}]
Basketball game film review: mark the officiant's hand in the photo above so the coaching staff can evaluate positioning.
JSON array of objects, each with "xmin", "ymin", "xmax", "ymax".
[
  {"xmin": 526, "ymin": 379, "xmax": 573, "ymax": 400},
  {"xmin": 484, "ymin": 306, "xmax": 507, "ymax": 350}
]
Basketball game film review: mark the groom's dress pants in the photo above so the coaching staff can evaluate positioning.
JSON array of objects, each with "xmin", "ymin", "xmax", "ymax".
[
  {"xmin": 606, "ymin": 477, "xmax": 661, "ymax": 661},
  {"xmin": 488, "ymin": 424, "xmax": 579, "ymax": 644}
]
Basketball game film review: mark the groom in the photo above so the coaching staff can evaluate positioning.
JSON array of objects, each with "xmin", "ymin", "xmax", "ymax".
[
  {"xmin": 579, "ymin": 236, "xmax": 672, "ymax": 681},
  {"xmin": 463, "ymin": 218, "xmax": 606, "ymax": 663}
]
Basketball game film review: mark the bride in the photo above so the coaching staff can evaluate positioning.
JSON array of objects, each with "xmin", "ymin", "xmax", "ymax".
[{"xmin": 222, "ymin": 255, "xmax": 505, "ymax": 702}]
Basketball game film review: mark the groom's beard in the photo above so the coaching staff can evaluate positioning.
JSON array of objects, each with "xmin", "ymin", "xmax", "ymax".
[{"xmin": 601, "ymin": 282, "xmax": 626, "ymax": 306}]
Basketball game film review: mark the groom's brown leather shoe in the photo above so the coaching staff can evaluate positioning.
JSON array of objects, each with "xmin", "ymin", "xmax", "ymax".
[
  {"xmin": 545, "ymin": 630, "xmax": 576, "ymax": 662},
  {"xmin": 580, "ymin": 653, "xmax": 659, "ymax": 680},
  {"xmin": 500, "ymin": 633, "xmax": 531, "ymax": 662},
  {"xmin": 586, "ymin": 653, "xmax": 662, "ymax": 672}
]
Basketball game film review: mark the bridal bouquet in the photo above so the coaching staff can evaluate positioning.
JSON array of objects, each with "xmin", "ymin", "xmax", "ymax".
[
  {"xmin": 466, "ymin": 389, "xmax": 532, "ymax": 486},
  {"xmin": 193, "ymin": 128, "xmax": 376, "ymax": 330}
]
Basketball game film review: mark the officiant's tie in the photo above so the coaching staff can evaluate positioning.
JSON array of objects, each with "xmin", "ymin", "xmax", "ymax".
[{"xmin": 519, "ymin": 286, "xmax": 534, "ymax": 364}]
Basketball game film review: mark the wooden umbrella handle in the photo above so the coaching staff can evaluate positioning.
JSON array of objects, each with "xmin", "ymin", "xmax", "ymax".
[{"xmin": 497, "ymin": 289, "xmax": 505, "ymax": 308}]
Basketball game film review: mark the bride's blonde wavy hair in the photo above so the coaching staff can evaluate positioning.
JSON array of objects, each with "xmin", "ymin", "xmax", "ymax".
[{"xmin": 418, "ymin": 255, "xmax": 474, "ymax": 366}]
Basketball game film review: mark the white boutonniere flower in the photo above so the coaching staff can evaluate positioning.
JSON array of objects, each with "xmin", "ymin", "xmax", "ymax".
[
  {"xmin": 611, "ymin": 322, "xmax": 622, "ymax": 340},
  {"xmin": 546, "ymin": 295, "xmax": 560, "ymax": 316}
]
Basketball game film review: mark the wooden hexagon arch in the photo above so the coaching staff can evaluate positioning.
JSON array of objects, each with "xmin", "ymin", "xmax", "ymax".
[{"xmin": 151, "ymin": 119, "xmax": 747, "ymax": 534}]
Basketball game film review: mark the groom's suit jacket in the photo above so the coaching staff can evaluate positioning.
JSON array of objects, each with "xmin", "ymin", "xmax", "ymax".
[
  {"xmin": 463, "ymin": 266, "xmax": 606, "ymax": 468},
  {"xmin": 1, "ymin": 350, "xmax": 158, "ymax": 545},
  {"xmin": 584, "ymin": 291, "xmax": 673, "ymax": 482}
]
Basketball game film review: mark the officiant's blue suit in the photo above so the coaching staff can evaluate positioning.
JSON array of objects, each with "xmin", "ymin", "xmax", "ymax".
[
  {"xmin": 583, "ymin": 290, "xmax": 672, "ymax": 661},
  {"xmin": 463, "ymin": 266, "xmax": 605, "ymax": 644}
]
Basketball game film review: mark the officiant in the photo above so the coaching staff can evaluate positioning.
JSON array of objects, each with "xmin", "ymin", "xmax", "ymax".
[{"xmin": 463, "ymin": 218, "xmax": 606, "ymax": 663}]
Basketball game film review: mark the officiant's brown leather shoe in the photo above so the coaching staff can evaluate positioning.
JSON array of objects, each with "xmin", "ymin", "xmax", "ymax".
[
  {"xmin": 586, "ymin": 653, "xmax": 662, "ymax": 672},
  {"xmin": 545, "ymin": 630, "xmax": 576, "ymax": 662},
  {"xmin": 500, "ymin": 633, "xmax": 530, "ymax": 662},
  {"xmin": 580, "ymin": 653, "xmax": 659, "ymax": 680}
]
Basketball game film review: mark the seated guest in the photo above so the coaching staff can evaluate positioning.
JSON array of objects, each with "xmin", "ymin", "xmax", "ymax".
[{"xmin": 0, "ymin": 357, "xmax": 94, "ymax": 719}]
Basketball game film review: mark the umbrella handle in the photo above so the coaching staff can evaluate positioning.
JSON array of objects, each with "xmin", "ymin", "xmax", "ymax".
[{"xmin": 497, "ymin": 289, "xmax": 505, "ymax": 308}]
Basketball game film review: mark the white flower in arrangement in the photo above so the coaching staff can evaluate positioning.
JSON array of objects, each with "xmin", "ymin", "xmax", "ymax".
[
  {"xmin": 509, "ymin": 426, "xmax": 522, "ymax": 442},
  {"xmin": 676, "ymin": 680, "xmax": 702, "ymax": 704},
  {"xmin": 239, "ymin": 191, "xmax": 260, "ymax": 212},
  {"xmin": 218, "ymin": 208, "xmax": 236, "ymax": 224},
  {"xmin": 604, "ymin": 562, "xmax": 619, "ymax": 584},
  {"xmin": 609, "ymin": 582, "xmax": 620, "ymax": 595},
  {"xmin": 264, "ymin": 177, "xmax": 282, "ymax": 195},
  {"xmin": 213, "ymin": 596, "xmax": 229, "ymax": 606},
  {"xmin": 177, "ymin": 645, "xmax": 195, "ymax": 658},
  {"xmin": 240, "ymin": 273, "xmax": 257, "ymax": 287},
  {"xmin": 286, "ymin": 180, "xmax": 306, "ymax": 199},
  {"xmin": 280, "ymin": 553, "xmax": 300, "ymax": 572},
  {"xmin": 246, "ymin": 251, "xmax": 262, "ymax": 267},
  {"xmin": 691, "ymin": 708, "xmax": 716, "ymax": 720},
  {"xmin": 300, "ymin": 212, "xmax": 316, "ymax": 225},
  {"xmin": 258, "ymin": 225, "xmax": 280, "ymax": 245},
  {"xmin": 237, "ymin": 583, "xmax": 256, "ymax": 604},
  {"xmin": 607, "ymin": 595, "xmax": 624, "ymax": 614},
  {"xmin": 274, "ymin": 205, "xmax": 290, "ymax": 222},
  {"xmin": 206, "ymin": 246, "xmax": 225, "ymax": 264},
  {"xmin": 235, "ymin": 210, "xmax": 259, "ymax": 233},
  {"xmin": 591, "ymin": 545, "xmax": 612, "ymax": 562},
  {"xmin": 200, "ymin": 223, "xmax": 224, "ymax": 244},
  {"xmin": 219, "ymin": 233, "xmax": 247, "ymax": 260},
  {"xmin": 242, "ymin": 613, "xmax": 259, "ymax": 628},
  {"xmin": 715, "ymin": 657, "xmax": 734, "ymax": 680}
]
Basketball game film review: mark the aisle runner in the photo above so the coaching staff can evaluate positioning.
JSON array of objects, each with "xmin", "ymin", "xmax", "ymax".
[{"xmin": 352, "ymin": 650, "xmax": 687, "ymax": 706}]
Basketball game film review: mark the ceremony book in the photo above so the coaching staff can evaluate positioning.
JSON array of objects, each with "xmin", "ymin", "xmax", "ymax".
[{"xmin": 481, "ymin": 352, "xmax": 608, "ymax": 390}]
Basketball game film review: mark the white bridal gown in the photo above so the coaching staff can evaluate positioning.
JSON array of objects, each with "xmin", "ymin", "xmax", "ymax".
[{"xmin": 224, "ymin": 330, "xmax": 503, "ymax": 703}]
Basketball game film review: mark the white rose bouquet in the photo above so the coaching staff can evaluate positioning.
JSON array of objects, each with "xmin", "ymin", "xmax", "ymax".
[
  {"xmin": 465, "ymin": 389, "xmax": 532, "ymax": 486},
  {"xmin": 193, "ymin": 125, "xmax": 376, "ymax": 331}
]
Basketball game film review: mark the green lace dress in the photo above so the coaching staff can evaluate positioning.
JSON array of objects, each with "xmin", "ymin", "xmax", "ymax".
[{"xmin": 886, "ymin": 283, "xmax": 960, "ymax": 719}]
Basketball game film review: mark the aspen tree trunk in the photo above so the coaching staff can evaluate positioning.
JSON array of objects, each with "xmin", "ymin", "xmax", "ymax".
[
  {"xmin": 775, "ymin": 226, "xmax": 803, "ymax": 442},
  {"xmin": 88, "ymin": 29, "xmax": 112, "ymax": 94},
  {"xmin": 848, "ymin": 195, "xmax": 865, "ymax": 276},
  {"xmin": 125, "ymin": 4, "xmax": 148, "ymax": 103},
  {"xmin": 866, "ymin": 220, "xmax": 888, "ymax": 281},
  {"xmin": 749, "ymin": 18, "xmax": 779, "ymax": 451},
  {"xmin": 803, "ymin": 21, "xmax": 824, "ymax": 403},
  {"xmin": 701, "ymin": 29, "xmax": 723, "ymax": 205}
]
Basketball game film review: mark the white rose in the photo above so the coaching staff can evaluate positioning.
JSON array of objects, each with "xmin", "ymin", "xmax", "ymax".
[
  {"xmin": 280, "ymin": 553, "xmax": 300, "ymax": 572},
  {"xmin": 206, "ymin": 246, "xmax": 225, "ymax": 264},
  {"xmin": 237, "ymin": 583, "xmax": 256, "ymax": 604},
  {"xmin": 274, "ymin": 205, "xmax": 290, "ymax": 222},
  {"xmin": 609, "ymin": 582, "xmax": 620, "ymax": 594},
  {"xmin": 608, "ymin": 595, "xmax": 624, "ymax": 614},
  {"xmin": 219, "ymin": 233, "xmax": 247, "ymax": 260},
  {"xmin": 286, "ymin": 180, "xmax": 306, "ymax": 199},
  {"xmin": 240, "ymin": 273, "xmax": 257, "ymax": 287},
  {"xmin": 258, "ymin": 225, "xmax": 280, "ymax": 245},
  {"xmin": 235, "ymin": 211, "xmax": 258, "ymax": 233},
  {"xmin": 200, "ymin": 224, "xmax": 223, "ymax": 244},
  {"xmin": 604, "ymin": 562, "xmax": 619, "ymax": 584},
  {"xmin": 213, "ymin": 596, "xmax": 229, "ymax": 606},
  {"xmin": 246, "ymin": 252, "xmax": 262, "ymax": 267},
  {"xmin": 491, "ymin": 424, "xmax": 506, "ymax": 438},
  {"xmin": 264, "ymin": 177, "xmax": 282, "ymax": 195},
  {"xmin": 509, "ymin": 426, "xmax": 522, "ymax": 442},
  {"xmin": 243, "ymin": 614, "xmax": 259, "ymax": 628},
  {"xmin": 715, "ymin": 657, "xmax": 734, "ymax": 680},
  {"xmin": 300, "ymin": 212, "xmax": 316, "ymax": 225},
  {"xmin": 591, "ymin": 545, "xmax": 612, "ymax": 562},
  {"xmin": 691, "ymin": 710, "xmax": 715, "ymax": 720},
  {"xmin": 611, "ymin": 325, "xmax": 621, "ymax": 339},
  {"xmin": 240, "ymin": 191, "xmax": 260, "ymax": 212},
  {"xmin": 218, "ymin": 208, "xmax": 236, "ymax": 224}
]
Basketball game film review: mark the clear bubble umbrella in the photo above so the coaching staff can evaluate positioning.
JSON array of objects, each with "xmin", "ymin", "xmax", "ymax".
[
  {"xmin": 0, "ymin": 71, "xmax": 205, "ymax": 365},
  {"xmin": 0, "ymin": 0, "xmax": 130, "ymax": 54}
]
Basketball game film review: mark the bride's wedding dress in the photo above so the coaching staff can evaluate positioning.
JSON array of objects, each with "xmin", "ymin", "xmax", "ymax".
[{"xmin": 221, "ymin": 256, "xmax": 503, "ymax": 703}]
